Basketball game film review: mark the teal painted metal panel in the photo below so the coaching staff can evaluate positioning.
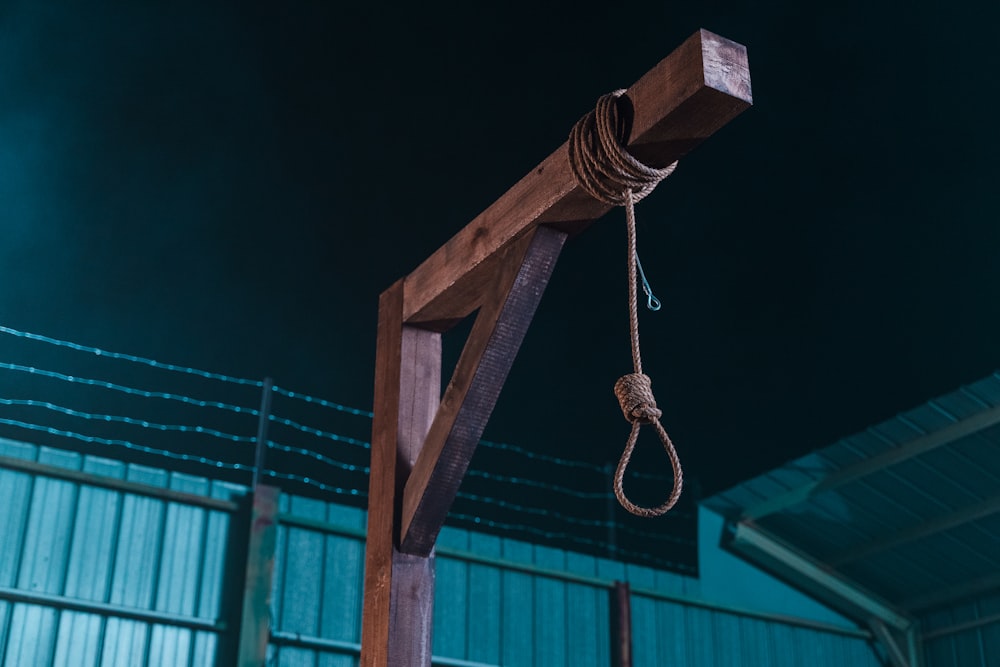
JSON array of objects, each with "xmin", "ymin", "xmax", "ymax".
[
  {"xmin": 276, "ymin": 496, "xmax": 327, "ymax": 637},
  {"xmin": 922, "ymin": 592, "xmax": 1000, "ymax": 667},
  {"xmin": 0, "ymin": 443, "xmax": 236, "ymax": 667},
  {"xmin": 0, "ymin": 439, "xmax": 886, "ymax": 667},
  {"xmin": 53, "ymin": 611, "xmax": 102, "ymax": 665},
  {"xmin": 7, "ymin": 604, "xmax": 58, "ymax": 665},
  {"xmin": 266, "ymin": 502, "xmax": 882, "ymax": 667},
  {"xmin": 630, "ymin": 594, "xmax": 882, "ymax": 667},
  {"xmin": 533, "ymin": 544, "xmax": 568, "ymax": 666},
  {"xmin": 319, "ymin": 505, "xmax": 365, "ymax": 660},
  {"xmin": 435, "ymin": 527, "xmax": 470, "ymax": 659},
  {"xmin": 564, "ymin": 551, "xmax": 607, "ymax": 666},
  {"xmin": 500, "ymin": 539, "xmax": 534, "ymax": 666},
  {"xmin": 270, "ymin": 494, "xmax": 365, "ymax": 667},
  {"xmin": 467, "ymin": 532, "xmax": 502, "ymax": 664}
]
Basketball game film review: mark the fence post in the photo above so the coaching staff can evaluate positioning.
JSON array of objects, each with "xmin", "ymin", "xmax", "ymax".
[
  {"xmin": 236, "ymin": 485, "xmax": 280, "ymax": 666},
  {"xmin": 234, "ymin": 377, "xmax": 278, "ymax": 666},
  {"xmin": 253, "ymin": 377, "xmax": 274, "ymax": 488},
  {"xmin": 612, "ymin": 580, "xmax": 633, "ymax": 667}
]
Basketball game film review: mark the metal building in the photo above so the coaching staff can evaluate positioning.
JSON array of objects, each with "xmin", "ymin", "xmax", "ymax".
[
  {"xmin": 1, "ymin": 355, "xmax": 998, "ymax": 664},
  {"xmin": 704, "ymin": 371, "xmax": 1000, "ymax": 667},
  {"xmin": 0, "ymin": 436, "xmax": 883, "ymax": 666}
]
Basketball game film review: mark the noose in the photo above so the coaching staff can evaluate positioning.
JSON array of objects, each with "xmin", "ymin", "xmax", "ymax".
[{"xmin": 568, "ymin": 89, "xmax": 683, "ymax": 517}]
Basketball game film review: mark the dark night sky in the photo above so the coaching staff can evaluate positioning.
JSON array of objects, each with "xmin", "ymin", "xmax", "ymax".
[{"xmin": 3, "ymin": 0, "xmax": 1000, "ymax": 509}]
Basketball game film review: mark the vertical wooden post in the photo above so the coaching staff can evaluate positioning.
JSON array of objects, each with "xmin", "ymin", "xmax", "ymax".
[
  {"xmin": 361, "ymin": 281, "xmax": 441, "ymax": 666},
  {"xmin": 612, "ymin": 580, "xmax": 633, "ymax": 667},
  {"xmin": 359, "ymin": 29, "xmax": 751, "ymax": 664},
  {"xmin": 237, "ymin": 485, "xmax": 279, "ymax": 666}
]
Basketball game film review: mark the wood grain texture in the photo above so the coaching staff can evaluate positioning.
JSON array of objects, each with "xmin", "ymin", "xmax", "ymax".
[
  {"xmin": 363, "ymin": 28, "xmax": 753, "ymax": 663},
  {"xmin": 361, "ymin": 281, "xmax": 405, "ymax": 667},
  {"xmin": 399, "ymin": 226, "xmax": 567, "ymax": 556},
  {"xmin": 402, "ymin": 29, "xmax": 752, "ymax": 328},
  {"xmin": 387, "ymin": 326, "xmax": 440, "ymax": 666},
  {"xmin": 388, "ymin": 550, "xmax": 436, "ymax": 665},
  {"xmin": 361, "ymin": 282, "xmax": 442, "ymax": 667}
]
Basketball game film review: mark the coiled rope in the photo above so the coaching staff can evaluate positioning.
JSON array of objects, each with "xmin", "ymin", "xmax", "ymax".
[{"xmin": 568, "ymin": 89, "xmax": 683, "ymax": 517}]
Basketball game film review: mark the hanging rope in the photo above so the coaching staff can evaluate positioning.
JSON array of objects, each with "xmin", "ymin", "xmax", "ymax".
[{"xmin": 568, "ymin": 89, "xmax": 683, "ymax": 517}]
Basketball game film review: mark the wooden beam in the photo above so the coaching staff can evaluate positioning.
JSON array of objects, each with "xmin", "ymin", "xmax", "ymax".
[
  {"xmin": 387, "ymin": 326, "xmax": 441, "ymax": 665},
  {"xmin": 402, "ymin": 29, "xmax": 752, "ymax": 329},
  {"xmin": 400, "ymin": 226, "xmax": 566, "ymax": 555},
  {"xmin": 361, "ymin": 282, "xmax": 442, "ymax": 666},
  {"xmin": 361, "ymin": 28, "xmax": 753, "ymax": 665}
]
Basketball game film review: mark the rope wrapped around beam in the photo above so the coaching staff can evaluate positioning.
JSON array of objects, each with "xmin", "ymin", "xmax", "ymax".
[{"xmin": 569, "ymin": 89, "xmax": 683, "ymax": 518}]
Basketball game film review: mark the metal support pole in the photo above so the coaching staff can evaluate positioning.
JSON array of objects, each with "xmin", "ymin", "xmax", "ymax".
[
  {"xmin": 253, "ymin": 377, "xmax": 274, "ymax": 488},
  {"xmin": 612, "ymin": 581, "xmax": 633, "ymax": 667},
  {"xmin": 237, "ymin": 485, "xmax": 280, "ymax": 667}
]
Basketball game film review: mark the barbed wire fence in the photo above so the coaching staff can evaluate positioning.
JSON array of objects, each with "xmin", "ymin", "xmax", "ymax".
[{"xmin": 0, "ymin": 325, "xmax": 697, "ymax": 573}]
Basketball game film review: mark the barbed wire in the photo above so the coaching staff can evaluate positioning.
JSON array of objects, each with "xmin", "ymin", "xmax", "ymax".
[
  {"xmin": 266, "ymin": 439, "xmax": 369, "ymax": 474},
  {"xmin": 464, "ymin": 468, "xmax": 610, "ymax": 500},
  {"xmin": 271, "ymin": 385, "xmax": 373, "ymax": 417},
  {"xmin": 0, "ymin": 397, "xmax": 254, "ymax": 443},
  {"xmin": 267, "ymin": 414, "xmax": 370, "ymax": 449},
  {"xmin": 0, "ymin": 417, "xmax": 250, "ymax": 470},
  {"xmin": 262, "ymin": 469, "xmax": 367, "ymax": 498},
  {"xmin": 0, "ymin": 325, "xmax": 262, "ymax": 387},
  {"xmin": 0, "ymin": 363, "xmax": 258, "ymax": 415},
  {"xmin": 477, "ymin": 438, "xmax": 607, "ymax": 472},
  {"xmin": 0, "ymin": 324, "xmax": 695, "ymax": 569},
  {"xmin": 455, "ymin": 490, "xmax": 692, "ymax": 543}
]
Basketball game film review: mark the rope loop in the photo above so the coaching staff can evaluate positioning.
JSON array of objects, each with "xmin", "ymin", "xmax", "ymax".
[
  {"xmin": 614, "ymin": 419, "xmax": 684, "ymax": 518},
  {"xmin": 570, "ymin": 89, "xmax": 685, "ymax": 518}
]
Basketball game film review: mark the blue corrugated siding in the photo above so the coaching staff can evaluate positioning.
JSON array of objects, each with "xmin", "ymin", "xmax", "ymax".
[
  {"xmin": 0, "ymin": 439, "xmax": 886, "ymax": 666},
  {"xmin": 922, "ymin": 592, "xmax": 1000, "ymax": 667},
  {"xmin": 268, "ymin": 497, "xmax": 880, "ymax": 667},
  {"xmin": 270, "ymin": 494, "xmax": 365, "ymax": 667},
  {"xmin": 0, "ymin": 440, "xmax": 234, "ymax": 667},
  {"xmin": 629, "ymin": 601, "xmax": 880, "ymax": 666}
]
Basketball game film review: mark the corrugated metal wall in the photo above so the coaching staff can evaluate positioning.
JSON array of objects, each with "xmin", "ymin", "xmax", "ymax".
[
  {"xmin": 921, "ymin": 591, "xmax": 1000, "ymax": 667},
  {"xmin": 0, "ymin": 439, "xmax": 240, "ymax": 667},
  {"xmin": 267, "ymin": 494, "xmax": 883, "ymax": 667},
  {"xmin": 0, "ymin": 439, "xmax": 884, "ymax": 667}
]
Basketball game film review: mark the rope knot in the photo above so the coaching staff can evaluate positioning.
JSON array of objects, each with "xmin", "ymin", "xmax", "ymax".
[{"xmin": 614, "ymin": 373, "xmax": 662, "ymax": 425}]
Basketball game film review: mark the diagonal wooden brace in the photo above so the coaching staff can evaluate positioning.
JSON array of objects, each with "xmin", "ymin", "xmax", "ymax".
[
  {"xmin": 361, "ymin": 28, "xmax": 752, "ymax": 667},
  {"xmin": 401, "ymin": 225, "xmax": 566, "ymax": 555}
]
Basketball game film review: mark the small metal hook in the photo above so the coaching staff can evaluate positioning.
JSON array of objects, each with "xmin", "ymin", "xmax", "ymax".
[{"xmin": 636, "ymin": 255, "xmax": 661, "ymax": 311}]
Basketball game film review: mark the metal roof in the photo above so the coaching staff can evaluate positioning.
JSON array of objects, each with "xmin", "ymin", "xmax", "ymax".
[{"xmin": 703, "ymin": 370, "xmax": 1000, "ymax": 663}]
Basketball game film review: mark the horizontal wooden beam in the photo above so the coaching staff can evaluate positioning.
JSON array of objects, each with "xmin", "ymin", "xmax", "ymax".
[{"xmin": 402, "ymin": 29, "xmax": 752, "ymax": 329}]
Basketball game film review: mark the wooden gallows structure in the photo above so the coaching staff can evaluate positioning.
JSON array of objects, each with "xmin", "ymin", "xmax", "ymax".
[{"xmin": 360, "ymin": 29, "xmax": 753, "ymax": 665}]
